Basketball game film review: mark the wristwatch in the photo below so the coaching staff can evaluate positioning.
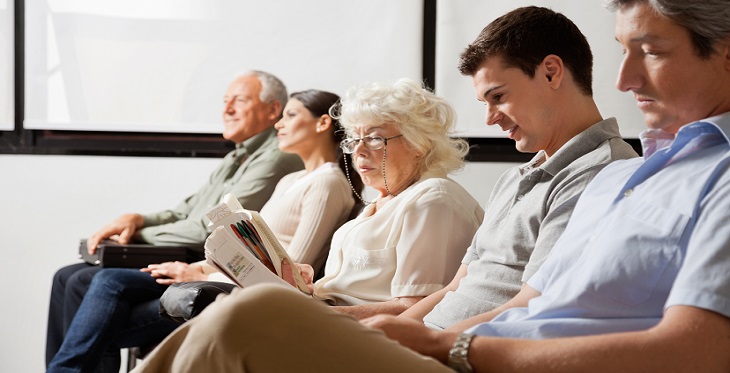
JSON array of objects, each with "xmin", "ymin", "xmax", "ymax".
[{"xmin": 447, "ymin": 333, "xmax": 475, "ymax": 373}]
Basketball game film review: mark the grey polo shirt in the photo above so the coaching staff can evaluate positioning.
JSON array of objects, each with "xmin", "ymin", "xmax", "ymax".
[
  {"xmin": 423, "ymin": 118, "xmax": 638, "ymax": 329},
  {"xmin": 136, "ymin": 127, "xmax": 303, "ymax": 245}
]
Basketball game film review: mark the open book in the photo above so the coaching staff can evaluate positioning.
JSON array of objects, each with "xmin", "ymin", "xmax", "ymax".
[{"xmin": 204, "ymin": 194, "xmax": 310, "ymax": 294}]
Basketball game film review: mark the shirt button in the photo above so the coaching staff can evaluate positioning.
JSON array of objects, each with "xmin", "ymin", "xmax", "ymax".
[{"xmin": 624, "ymin": 189, "xmax": 633, "ymax": 198}]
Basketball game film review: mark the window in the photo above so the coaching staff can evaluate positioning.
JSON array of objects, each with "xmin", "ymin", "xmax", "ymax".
[
  {"xmin": 0, "ymin": 0, "xmax": 12, "ymax": 131},
  {"xmin": 24, "ymin": 0, "xmax": 424, "ymax": 134}
]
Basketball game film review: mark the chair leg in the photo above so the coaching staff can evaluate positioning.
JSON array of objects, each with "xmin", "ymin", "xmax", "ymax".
[{"xmin": 126, "ymin": 348, "xmax": 138, "ymax": 372}]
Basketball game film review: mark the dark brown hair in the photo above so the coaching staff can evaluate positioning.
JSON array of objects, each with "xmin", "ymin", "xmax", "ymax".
[
  {"xmin": 458, "ymin": 6, "xmax": 594, "ymax": 96},
  {"xmin": 290, "ymin": 90, "xmax": 364, "ymax": 201}
]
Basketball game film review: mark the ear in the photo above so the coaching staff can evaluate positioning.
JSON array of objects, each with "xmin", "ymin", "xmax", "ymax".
[
  {"xmin": 267, "ymin": 100, "xmax": 283, "ymax": 121},
  {"xmin": 722, "ymin": 37, "xmax": 730, "ymax": 71},
  {"xmin": 316, "ymin": 115, "xmax": 333, "ymax": 133},
  {"xmin": 540, "ymin": 54, "xmax": 565, "ymax": 89}
]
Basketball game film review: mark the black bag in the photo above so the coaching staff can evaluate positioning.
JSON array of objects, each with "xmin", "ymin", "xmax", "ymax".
[
  {"xmin": 159, "ymin": 281, "xmax": 237, "ymax": 323},
  {"xmin": 78, "ymin": 239, "xmax": 204, "ymax": 268}
]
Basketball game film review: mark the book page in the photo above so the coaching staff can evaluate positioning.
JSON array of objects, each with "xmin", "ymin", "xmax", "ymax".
[
  {"xmin": 249, "ymin": 211, "xmax": 310, "ymax": 293},
  {"xmin": 205, "ymin": 226, "xmax": 289, "ymax": 288},
  {"xmin": 204, "ymin": 193, "xmax": 310, "ymax": 293}
]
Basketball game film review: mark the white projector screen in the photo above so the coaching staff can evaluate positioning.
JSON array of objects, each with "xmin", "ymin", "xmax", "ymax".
[
  {"xmin": 0, "ymin": 0, "xmax": 13, "ymax": 131},
  {"xmin": 436, "ymin": 0, "xmax": 646, "ymax": 139},
  {"xmin": 24, "ymin": 0, "xmax": 423, "ymax": 133}
]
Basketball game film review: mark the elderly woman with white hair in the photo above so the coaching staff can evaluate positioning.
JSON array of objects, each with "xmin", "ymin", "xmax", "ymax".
[
  {"xmin": 131, "ymin": 79, "xmax": 484, "ymax": 372},
  {"xmin": 309, "ymin": 78, "xmax": 484, "ymax": 318}
]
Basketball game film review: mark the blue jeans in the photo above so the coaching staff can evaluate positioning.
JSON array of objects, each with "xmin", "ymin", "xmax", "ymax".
[{"xmin": 47, "ymin": 268, "xmax": 180, "ymax": 373}]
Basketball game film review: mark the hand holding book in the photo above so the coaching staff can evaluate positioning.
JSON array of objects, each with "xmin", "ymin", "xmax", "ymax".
[{"xmin": 280, "ymin": 261, "xmax": 315, "ymax": 294}]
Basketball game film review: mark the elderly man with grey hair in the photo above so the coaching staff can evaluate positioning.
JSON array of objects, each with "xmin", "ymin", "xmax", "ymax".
[{"xmin": 46, "ymin": 70, "xmax": 303, "ymax": 373}]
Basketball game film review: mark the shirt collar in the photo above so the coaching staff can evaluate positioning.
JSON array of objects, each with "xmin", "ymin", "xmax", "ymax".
[
  {"xmin": 639, "ymin": 111, "xmax": 730, "ymax": 158},
  {"xmin": 702, "ymin": 111, "xmax": 730, "ymax": 143},
  {"xmin": 527, "ymin": 117, "xmax": 623, "ymax": 177},
  {"xmin": 236, "ymin": 127, "xmax": 277, "ymax": 156}
]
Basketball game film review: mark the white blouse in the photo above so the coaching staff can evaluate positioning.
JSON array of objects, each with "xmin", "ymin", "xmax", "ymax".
[{"xmin": 313, "ymin": 177, "xmax": 484, "ymax": 306}]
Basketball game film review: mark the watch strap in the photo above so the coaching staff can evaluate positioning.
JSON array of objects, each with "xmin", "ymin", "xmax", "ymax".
[{"xmin": 447, "ymin": 333, "xmax": 475, "ymax": 372}]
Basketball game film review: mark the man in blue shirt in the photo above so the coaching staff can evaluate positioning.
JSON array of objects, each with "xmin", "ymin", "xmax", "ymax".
[{"xmin": 129, "ymin": 1, "xmax": 730, "ymax": 372}]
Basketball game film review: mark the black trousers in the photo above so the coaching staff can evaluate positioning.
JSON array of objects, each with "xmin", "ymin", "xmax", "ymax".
[{"xmin": 46, "ymin": 262, "xmax": 102, "ymax": 366}]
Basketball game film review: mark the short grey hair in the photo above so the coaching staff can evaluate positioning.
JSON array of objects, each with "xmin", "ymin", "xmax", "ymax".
[
  {"xmin": 236, "ymin": 70, "xmax": 288, "ymax": 117},
  {"xmin": 606, "ymin": 0, "xmax": 730, "ymax": 58},
  {"xmin": 333, "ymin": 78, "xmax": 468, "ymax": 178}
]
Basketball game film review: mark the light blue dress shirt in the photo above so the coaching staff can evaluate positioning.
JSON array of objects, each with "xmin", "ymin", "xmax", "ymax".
[{"xmin": 469, "ymin": 112, "xmax": 730, "ymax": 339}]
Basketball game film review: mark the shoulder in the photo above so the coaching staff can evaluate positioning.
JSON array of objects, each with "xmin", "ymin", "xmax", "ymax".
[
  {"xmin": 304, "ymin": 168, "xmax": 350, "ymax": 190},
  {"xmin": 550, "ymin": 138, "xmax": 638, "ymax": 188},
  {"xmin": 571, "ymin": 139, "xmax": 637, "ymax": 176},
  {"xmin": 578, "ymin": 136, "xmax": 638, "ymax": 168},
  {"xmin": 252, "ymin": 146, "xmax": 303, "ymax": 173},
  {"xmin": 409, "ymin": 176, "xmax": 463, "ymax": 193},
  {"xmin": 403, "ymin": 177, "xmax": 479, "ymax": 206},
  {"xmin": 547, "ymin": 118, "xmax": 637, "ymax": 176},
  {"xmin": 277, "ymin": 169, "xmax": 307, "ymax": 184}
]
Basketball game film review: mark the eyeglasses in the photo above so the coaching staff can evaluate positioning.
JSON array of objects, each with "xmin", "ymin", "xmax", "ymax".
[{"xmin": 340, "ymin": 134, "xmax": 403, "ymax": 154}]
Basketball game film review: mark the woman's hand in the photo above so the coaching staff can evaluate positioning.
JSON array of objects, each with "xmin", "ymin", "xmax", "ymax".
[
  {"xmin": 140, "ymin": 261, "xmax": 207, "ymax": 285},
  {"xmin": 280, "ymin": 259, "xmax": 315, "ymax": 294}
]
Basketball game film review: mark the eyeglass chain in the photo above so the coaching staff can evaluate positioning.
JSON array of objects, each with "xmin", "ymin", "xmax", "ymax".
[{"xmin": 342, "ymin": 146, "xmax": 397, "ymax": 205}]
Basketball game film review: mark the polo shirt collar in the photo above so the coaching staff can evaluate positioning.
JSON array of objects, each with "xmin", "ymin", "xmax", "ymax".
[{"xmin": 528, "ymin": 117, "xmax": 622, "ymax": 177}]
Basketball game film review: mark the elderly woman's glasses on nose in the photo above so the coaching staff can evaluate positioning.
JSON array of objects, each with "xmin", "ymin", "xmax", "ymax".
[{"xmin": 340, "ymin": 134, "xmax": 403, "ymax": 154}]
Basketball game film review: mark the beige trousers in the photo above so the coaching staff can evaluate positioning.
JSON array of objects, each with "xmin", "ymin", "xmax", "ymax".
[{"xmin": 131, "ymin": 284, "xmax": 451, "ymax": 373}]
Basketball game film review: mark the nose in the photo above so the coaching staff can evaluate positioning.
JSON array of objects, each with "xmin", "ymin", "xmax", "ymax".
[
  {"xmin": 352, "ymin": 138, "xmax": 371, "ymax": 156},
  {"xmin": 615, "ymin": 52, "xmax": 643, "ymax": 93},
  {"xmin": 223, "ymin": 100, "xmax": 235, "ymax": 115},
  {"xmin": 274, "ymin": 118, "xmax": 284, "ymax": 131},
  {"xmin": 485, "ymin": 105, "xmax": 501, "ymax": 126}
]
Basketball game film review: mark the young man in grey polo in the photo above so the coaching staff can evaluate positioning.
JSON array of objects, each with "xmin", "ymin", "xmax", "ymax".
[{"xmin": 397, "ymin": 6, "xmax": 638, "ymax": 330}]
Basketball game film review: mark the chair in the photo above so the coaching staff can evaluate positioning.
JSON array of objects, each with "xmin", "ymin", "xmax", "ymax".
[
  {"xmin": 126, "ymin": 346, "xmax": 152, "ymax": 371},
  {"xmin": 124, "ymin": 281, "xmax": 237, "ymax": 371}
]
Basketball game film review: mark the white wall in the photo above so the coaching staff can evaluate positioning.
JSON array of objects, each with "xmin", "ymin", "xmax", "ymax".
[{"xmin": 0, "ymin": 154, "xmax": 516, "ymax": 372}]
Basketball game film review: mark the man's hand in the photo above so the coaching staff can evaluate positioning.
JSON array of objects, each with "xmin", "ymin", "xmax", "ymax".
[
  {"xmin": 280, "ymin": 260, "xmax": 314, "ymax": 294},
  {"xmin": 141, "ymin": 261, "xmax": 207, "ymax": 285},
  {"xmin": 361, "ymin": 314, "xmax": 456, "ymax": 363},
  {"xmin": 86, "ymin": 213, "xmax": 145, "ymax": 254}
]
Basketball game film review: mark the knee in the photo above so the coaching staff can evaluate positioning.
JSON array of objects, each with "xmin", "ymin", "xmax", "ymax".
[
  {"xmin": 234, "ymin": 284, "xmax": 305, "ymax": 314},
  {"xmin": 55, "ymin": 266, "xmax": 93, "ymax": 298},
  {"xmin": 52, "ymin": 268, "xmax": 69, "ymax": 288},
  {"xmin": 66, "ymin": 266, "xmax": 101, "ymax": 291},
  {"xmin": 203, "ymin": 284, "xmax": 303, "ymax": 329},
  {"xmin": 88, "ymin": 269, "xmax": 129, "ymax": 292},
  {"xmin": 53, "ymin": 264, "xmax": 86, "ymax": 287}
]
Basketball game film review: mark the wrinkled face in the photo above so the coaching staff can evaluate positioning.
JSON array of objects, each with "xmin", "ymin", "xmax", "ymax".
[
  {"xmin": 471, "ymin": 55, "xmax": 558, "ymax": 155},
  {"xmin": 347, "ymin": 123, "xmax": 419, "ymax": 197},
  {"xmin": 222, "ymin": 75, "xmax": 278, "ymax": 143},
  {"xmin": 615, "ymin": 3, "xmax": 728, "ymax": 133},
  {"xmin": 274, "ymin": 98, "xmax": 320, "ymax": 154}
]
